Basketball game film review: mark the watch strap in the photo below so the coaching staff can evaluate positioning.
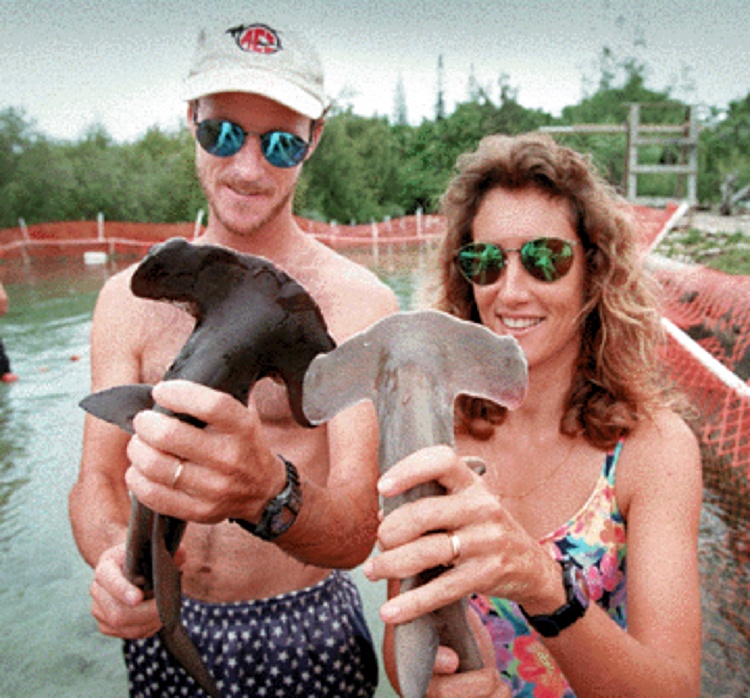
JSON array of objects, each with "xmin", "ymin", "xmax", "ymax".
[
  {"xmin": 230, "ymin": 455, "xmax": 302, "ymax": 542},
  {"xmin": 520, "ymin": 559, "xmax": 590, "ymax": 638}
]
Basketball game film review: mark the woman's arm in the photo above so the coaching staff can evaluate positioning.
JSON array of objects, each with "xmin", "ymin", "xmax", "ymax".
[{"xmin": 365, "ymin": 413, "xmax": 703, "ymax": 697}]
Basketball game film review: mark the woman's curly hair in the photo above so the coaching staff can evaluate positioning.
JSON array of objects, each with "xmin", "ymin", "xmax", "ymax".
[{"xmin": 431, "ymin": 133, "xmax": 671, "ymax": 450}]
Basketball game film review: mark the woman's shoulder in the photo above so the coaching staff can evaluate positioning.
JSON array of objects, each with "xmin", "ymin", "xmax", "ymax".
[
  {"xmin": 629, "ymin": 408, "xmax": 699, "ymax": 458},
  {"xmin": 617, "ymin": 409, "xmax": 702, "ymax": 513}
]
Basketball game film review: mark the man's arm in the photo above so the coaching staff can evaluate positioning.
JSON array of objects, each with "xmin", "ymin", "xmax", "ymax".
[
  {"xmin": 69, "ymin": 271, "xmax": 141, "ymax": 564},
  {"xmin": 123, "ymin": 271, "xmax": 399, "ymax": 569},
  {"xmin": 69, "ymin": 269, "xmax": 165, "ymax": 639}
]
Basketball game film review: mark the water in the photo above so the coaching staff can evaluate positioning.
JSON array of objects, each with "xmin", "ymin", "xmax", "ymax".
[
  {"xmin": 0, "ymin": 250, "xmax": 747, "ymax": 697},
  {"xmin": 0, "ymin": 259, "xmax": 129, "ymax": 697}
]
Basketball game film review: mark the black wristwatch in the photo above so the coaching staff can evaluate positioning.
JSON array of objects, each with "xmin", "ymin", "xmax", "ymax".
[
  {"xmin": 230, "ymin": 455, "xmax": 302, "ymax": 542},
  {"xmin": 520, "ymin": 559, "xmax": 591, "ymax": 637}
]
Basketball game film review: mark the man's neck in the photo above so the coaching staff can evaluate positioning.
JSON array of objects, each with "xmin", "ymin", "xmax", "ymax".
[{"xmin": 200, "ymin": 212, "xmax": 301, "ymax": 263}]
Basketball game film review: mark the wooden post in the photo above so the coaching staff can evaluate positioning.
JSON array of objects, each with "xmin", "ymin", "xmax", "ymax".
[
  {"xmin": 626, "ymin": 104, "xmax": 640, "ymax": 202},
  {"xmin": 17, "ymin": 217, "xmax": 31, "ymax": 266},
  {"xmin": 687, "ymin": 106, "xmax": 699, "ymax": 206},
  {"xmin": 193, "ymin": 209, "xmax": 205, "ymax": 239}
]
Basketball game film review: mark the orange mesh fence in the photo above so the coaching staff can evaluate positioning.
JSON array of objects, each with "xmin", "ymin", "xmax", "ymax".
[
  {"xmin": 654, "ymin": 263, "xmax": 750, "ymax": 481},
  {"xmin": 650, "ymin": 259, "xmax": 750, "ymax": 695},
  {"xmin": 0, "ymin": 216, "xmax": 446, "ymax": 260}
]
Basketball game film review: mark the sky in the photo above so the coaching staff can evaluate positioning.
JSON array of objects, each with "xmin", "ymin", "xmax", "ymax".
[{"xmin": 2, "ymin": 0, "xmax": 748, "ymax": 143}]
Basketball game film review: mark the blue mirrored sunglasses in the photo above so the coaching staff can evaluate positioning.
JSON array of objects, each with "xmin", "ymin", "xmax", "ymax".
[
  {"xmin": 455, "ymin": 238, "xmax": 579, "ymax": 285},
  {"xmin": 194, "ymin": 118, "xmax": 311, "ymax": 168}
]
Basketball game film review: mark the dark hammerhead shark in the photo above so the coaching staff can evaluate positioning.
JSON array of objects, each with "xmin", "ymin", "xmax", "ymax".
[
  {"xmin": 80, "ymin": 237, "xmax": 335, "ymax": 698},
  {"xmin": 302, "ymin": 309, "xmax": 527, "ymax": 698}
]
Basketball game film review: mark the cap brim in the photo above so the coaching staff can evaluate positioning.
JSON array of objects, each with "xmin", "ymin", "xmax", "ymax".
[{"xmin": 182, "ymin": 68, "xmax": 326, "ymax": 120}]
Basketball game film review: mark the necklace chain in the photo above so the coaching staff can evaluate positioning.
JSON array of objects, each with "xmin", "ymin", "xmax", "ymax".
[{"xmin": 498, "ymin": 440, "xmax": 578, "ymax": 501}]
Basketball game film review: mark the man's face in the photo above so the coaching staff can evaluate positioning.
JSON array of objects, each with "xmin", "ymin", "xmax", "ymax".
[{"xmin": 191, "ymin": 92, "xmax": 314, "ymax": 238}]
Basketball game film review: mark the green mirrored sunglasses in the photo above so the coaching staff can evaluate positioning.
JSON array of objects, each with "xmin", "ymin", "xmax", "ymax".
[{"xmin": 455, "ymin": 238, "xmax": 579, "ymax": 285}]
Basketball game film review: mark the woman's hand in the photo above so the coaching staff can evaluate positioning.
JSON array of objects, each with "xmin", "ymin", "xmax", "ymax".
[
  {"xmin": 426, "ymin": 610, "xmax": 510, "ymax": 698},
  {"xmin": 363, "ymin": 444, "xmax": 562, "ymax": 625}
]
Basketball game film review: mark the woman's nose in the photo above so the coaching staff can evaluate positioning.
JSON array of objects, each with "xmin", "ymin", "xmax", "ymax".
[{"xmin": 496, "ymin": 253, "xmax": 531, "ymax": 299}]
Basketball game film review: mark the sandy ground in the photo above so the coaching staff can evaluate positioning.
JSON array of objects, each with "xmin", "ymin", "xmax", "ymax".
[{"xmin": 680, "ymin": 210, "xmax": 750, "ymax": 235}]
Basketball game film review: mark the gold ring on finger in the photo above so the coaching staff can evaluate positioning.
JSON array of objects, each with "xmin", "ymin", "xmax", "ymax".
[
  {"xmin": 171, "ymin": 458, "xmax": 186, "ymax": 489},
  {"xmin": 447, "ymin": 532, "xmax": 462, "ymax": 564}
]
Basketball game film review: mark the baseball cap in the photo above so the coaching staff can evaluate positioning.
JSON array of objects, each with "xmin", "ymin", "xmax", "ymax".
[{"xmin": 183, "ymin": 21, "xmax": 327, "ymax": 120}]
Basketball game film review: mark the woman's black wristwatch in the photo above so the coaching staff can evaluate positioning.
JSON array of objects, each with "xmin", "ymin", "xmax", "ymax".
[
  {"xmin": 520, "ymin": 559, "xmax": 591, "ymax": 637},
  {"xmin": 230, "ymin": 455, "xmax": 302, "ymax": 542}
]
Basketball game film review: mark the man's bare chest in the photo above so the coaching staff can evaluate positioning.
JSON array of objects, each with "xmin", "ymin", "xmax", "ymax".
[{"xmin": 137, "ymin": 305, "xmax": 294, "ymax": 423}]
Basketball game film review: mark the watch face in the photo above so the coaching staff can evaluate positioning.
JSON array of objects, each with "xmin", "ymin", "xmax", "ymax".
[
  {"xmin": 569, "ymin": 564, "xmax": 591, "ymax": 608},
  {"xmin": 520, "ymin": 560, "xmax": 591, "ymax": 637}
]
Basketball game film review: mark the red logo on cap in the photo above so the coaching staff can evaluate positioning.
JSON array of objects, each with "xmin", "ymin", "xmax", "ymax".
[{"xmin": 227, "ymin": 24, "xmax": 282, "ymax": 55}]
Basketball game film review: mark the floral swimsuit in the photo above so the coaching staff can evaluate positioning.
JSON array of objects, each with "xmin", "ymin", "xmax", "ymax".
[{"xmin": 469, "ymin": 441, "xmax": 627, "ymax": 697}]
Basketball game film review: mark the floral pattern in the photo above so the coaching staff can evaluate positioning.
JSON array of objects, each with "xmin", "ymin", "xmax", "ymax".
[{"xmin": 470, "ymin": 441, "xmax": 627, "ymax": 696}]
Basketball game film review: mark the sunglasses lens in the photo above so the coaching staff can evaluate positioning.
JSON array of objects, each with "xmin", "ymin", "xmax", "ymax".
[
  {"xmin": 520, "ymin": 238, "xmax": 575, "ymax": 282},
  {"xmin": 196, "ymin": 120, "xmax": 245, "ymax": 157},
  {"xmin": 261, "ymin": 131, "xmax": 309, "ymax": 168},
  {"xmin": 456, "ymin": 243, "xmax": 505, "ymax": 285}
]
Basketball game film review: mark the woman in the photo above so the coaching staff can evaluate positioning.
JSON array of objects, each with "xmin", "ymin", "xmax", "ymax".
[{"xmin": 363, "ymin": 133, "xmax": 702, "ymax": 697}]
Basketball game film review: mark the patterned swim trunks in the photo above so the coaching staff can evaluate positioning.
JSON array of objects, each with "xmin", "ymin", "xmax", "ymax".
[{"xmin": 123, "ymin": 570, "xmax": 378, "ymax": 697}]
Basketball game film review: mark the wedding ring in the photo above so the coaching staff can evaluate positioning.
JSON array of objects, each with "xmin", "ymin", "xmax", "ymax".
[
  {"xmin": 448, "ymin": 532, "xmax": 462, "ymax": 563},
  {"xmin": 171, "ymin": 458, "xmax": 186, "ymax": 489}
]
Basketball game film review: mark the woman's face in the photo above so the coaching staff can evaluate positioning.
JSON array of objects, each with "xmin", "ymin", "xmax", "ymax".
[{"xmin": 469, "ymin": 187, "xmax": 586, "ymax": 376}]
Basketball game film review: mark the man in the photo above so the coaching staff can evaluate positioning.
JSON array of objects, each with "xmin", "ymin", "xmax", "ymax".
[{"xmin": 69, "ymin": 18, "xmax": 398, "ymax": 697}]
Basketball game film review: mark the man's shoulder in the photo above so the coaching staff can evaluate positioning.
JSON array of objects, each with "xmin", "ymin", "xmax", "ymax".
[
  {"xmin": 93, "ymin": 261, "xmax": 179, "ymax": 328},
  {"xmin": 98, "ymin": 263, "xmax": 138, "ymax": 298},
  {"xmin": 301, "ymin": 240, "xmax": 394, "ymax": 298},
  {"xmin": 299, "ymin": 240, "xmax": 399, "ymax": 338}
]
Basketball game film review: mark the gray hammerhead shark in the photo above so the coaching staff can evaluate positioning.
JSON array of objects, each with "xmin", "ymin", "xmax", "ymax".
[
  {"xmin": 302, "ymin": 309, "xmax": 527, "ymax": 698},
  {"xmin": 80, "ymin": 237, "xmax": 335, "ymax": 698}
]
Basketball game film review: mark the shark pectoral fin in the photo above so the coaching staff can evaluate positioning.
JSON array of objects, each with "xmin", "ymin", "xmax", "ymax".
[
  {"xmin": 151, "ymin": 514, "xmax": 221, "ymax": 698},
  {"xmin": 79, "ymin": 384, "xmax": 155, "ymax": 434}
]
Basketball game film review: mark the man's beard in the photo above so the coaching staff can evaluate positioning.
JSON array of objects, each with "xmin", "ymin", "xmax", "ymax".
[{"xmin": 202, "ymin": 172, "xmax": 297, "ymax": 238}]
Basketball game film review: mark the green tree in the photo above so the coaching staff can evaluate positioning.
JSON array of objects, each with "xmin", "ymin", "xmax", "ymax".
[
  {"xmin": 398, "ymin": 77, "xmax": 551, "ymax": 213},
  {"xmin": 299, "ymin": 111, "xmax": 405, "ymax": 223},
  {"xmin": 557, "ymin": 49, "xmax": 684, "ymax": 194},
  {"xmin": 118, "ymin": 126, "xmax": 204, "ymax": 222},
  {"xmin": 0, "ymin": 49, "xmax": 742, "ymax": 225},
  {"xmin": 698, "ymin": 93, "xmax": 750, "ymax": 207},
  {"xmin": 5, "ymin": 137, "xmax": 78, "ymax": 223},
  {"xmin": 392, "ymin": 74, "xmax": 409, "ymax": 127},
  {"xmin": 0, "ymin": 107, "xmax": 39, "ymax": 225}
]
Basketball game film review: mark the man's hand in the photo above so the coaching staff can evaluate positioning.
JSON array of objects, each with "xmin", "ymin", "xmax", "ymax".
[
  {"xmin": 125, "ymin": 380, "xmax": 284, "ymax": 525},
  {"xmin": 89, "ymin": 543, "xmax": 163, "ymax": 639}
]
